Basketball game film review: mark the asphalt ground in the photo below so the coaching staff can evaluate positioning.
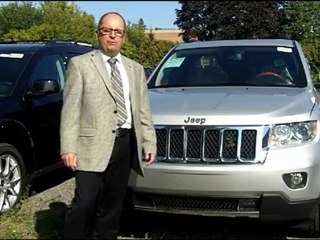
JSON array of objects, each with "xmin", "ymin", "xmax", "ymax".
[{"xmin": 118, "ymin": 209, "xmax": 319, "ymax": 240}]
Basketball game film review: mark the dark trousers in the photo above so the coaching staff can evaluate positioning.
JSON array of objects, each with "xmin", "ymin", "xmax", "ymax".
[{"xmin": 62, "ymin": 129, "xmax": 133, "ymax": 239}]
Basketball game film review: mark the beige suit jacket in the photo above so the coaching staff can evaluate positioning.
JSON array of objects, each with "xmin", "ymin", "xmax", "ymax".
[{"xmin": 60, "ymin": 50, "xmax": 157, "ymax": 176}]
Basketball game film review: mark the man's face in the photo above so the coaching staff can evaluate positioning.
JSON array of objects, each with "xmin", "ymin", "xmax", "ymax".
[{"xmin": 97, "ymin": 14, "xmax": 125, "ymax": 57}]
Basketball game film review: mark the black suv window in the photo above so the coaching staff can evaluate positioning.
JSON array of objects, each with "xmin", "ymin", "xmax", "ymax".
[
  {"xmin": 30, "ymin": 54, "xmax": 66, "ymax": 90},
  {"xmin": 0, "ymin": 52, "xmax": 31, "ymax": 95}
]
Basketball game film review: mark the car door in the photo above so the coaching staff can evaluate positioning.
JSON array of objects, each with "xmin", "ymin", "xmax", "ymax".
[{"xmin": 25, "ymin": 52, "xmax": 66, "ymax": 170}]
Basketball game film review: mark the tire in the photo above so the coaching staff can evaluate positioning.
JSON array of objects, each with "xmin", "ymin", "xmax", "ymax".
[{"xmin": 0, "ymin": 143, "xmax": 26, "ymax": 213}]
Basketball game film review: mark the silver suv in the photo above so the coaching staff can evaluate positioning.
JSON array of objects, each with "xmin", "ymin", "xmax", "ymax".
[{"xmin": 128, "ymin": 39, "xmax": 320, "ymax": 237}]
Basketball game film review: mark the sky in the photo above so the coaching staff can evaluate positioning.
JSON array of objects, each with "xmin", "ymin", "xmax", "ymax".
[
  {"xmin": 0, "ymin": 1, "xmax": 180, "ymax": 29},
  {"xmin": 74, "ymin": 1, "xmax": 180, "ymax": 29}
]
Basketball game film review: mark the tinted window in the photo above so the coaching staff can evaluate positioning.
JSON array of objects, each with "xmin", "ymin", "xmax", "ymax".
[
  {"xmin": 0, "ymin": 52, "xmax": 31, "ymax": 95},
  {"xmin": 30, "ymin": 54, "xmax": 66, "ymax": 90}
]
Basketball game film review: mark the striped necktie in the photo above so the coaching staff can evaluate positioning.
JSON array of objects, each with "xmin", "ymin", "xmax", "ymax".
[{"xmin": 108, "ymin": 58, "xmax": 127, "ymax": 126}]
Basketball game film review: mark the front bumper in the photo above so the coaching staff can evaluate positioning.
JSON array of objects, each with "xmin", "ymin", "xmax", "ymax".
[
  {"xmin": 127, "ymin": 190, "xmax": 319, "ymax": 224},
  {"xmin": 128, "ymin": 144, "xmax": 320, "ymax": 223}
]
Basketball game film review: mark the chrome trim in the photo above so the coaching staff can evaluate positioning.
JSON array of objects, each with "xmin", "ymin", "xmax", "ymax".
[{"xmin": 155, "ymin": 125, "xmax": 269, "ymax": 164}]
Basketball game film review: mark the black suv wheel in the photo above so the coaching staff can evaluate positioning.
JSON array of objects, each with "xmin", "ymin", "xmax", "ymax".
[{"xmin": 0, "ymin": 143, "xmax": 26, "ymax": 212}]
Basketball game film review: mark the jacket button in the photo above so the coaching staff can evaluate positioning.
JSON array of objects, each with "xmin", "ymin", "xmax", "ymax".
[
  {"xmin": 112, "ymin": 130, "xmax": 116, "ymax": 133},
  {"xmin": 114, "ymin": 110, "xmax": 117, "ymax": 114}
]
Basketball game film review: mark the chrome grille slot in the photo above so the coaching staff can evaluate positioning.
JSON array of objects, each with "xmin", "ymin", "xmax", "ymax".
[
  {"xmin": 221, "ymin": 129, "xmax": 238, "ymax": 162},
  {"xmin": 240, "ymin": 130, "xmax": 257, "ymax": 160},
  {"xmin": 155, "ymin": 126, "xmax": 267, "ymax": 164},
  {"xmin": 186, "ymin": 129, "xmax": 202, "ymax": 162},
  {"xmin": 156, "ymin": 128, "xmax": 167, "ymax": 160},
  {"xmin": 204, "ymin": 129, "xmax": 220, "ymax": 162},
  {"xmin": 169, "ymin": 128, "xmax": 184, "ymax": 161}
]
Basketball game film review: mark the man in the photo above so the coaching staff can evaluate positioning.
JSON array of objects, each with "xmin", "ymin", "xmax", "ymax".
[{"xmin": 60, "ymin": 12, "xmax": 157, "ymax": 239}]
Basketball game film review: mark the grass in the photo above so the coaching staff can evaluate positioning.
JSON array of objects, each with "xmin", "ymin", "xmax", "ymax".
[
  {"xmin": 0, "ymin": 188, "xmax": 67, "ymax": 239},
  {"xmin": 0, "ymin": 198, "xmax": 38, "ymax": 239}
]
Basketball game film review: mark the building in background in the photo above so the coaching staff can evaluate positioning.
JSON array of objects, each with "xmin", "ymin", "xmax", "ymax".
[{"xmin": 145, "ymin": 28, "xmax": 183, "ymax": 43}]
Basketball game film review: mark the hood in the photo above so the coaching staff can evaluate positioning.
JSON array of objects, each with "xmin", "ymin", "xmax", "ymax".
[{"xmin": 148, "ymin": 86, "xmax": 316, "ymax": 126}]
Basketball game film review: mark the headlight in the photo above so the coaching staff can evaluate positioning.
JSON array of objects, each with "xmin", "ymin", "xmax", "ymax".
[{"xmin": 269, "ymin": 121, "xmax": 317, "ymax": 148}]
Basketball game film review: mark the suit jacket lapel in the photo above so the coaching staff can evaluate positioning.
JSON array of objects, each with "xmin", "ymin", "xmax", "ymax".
[
  {"xmin": 89, "ymin": 52, "xmax": 138, "ymax": 111},
  {"xmin": 122, "ymin": 56, "xmax": 137, "ymax": 113},
  {"xmin": 90, "ymin": 50, "xmax": 115, "ymax": 98}
]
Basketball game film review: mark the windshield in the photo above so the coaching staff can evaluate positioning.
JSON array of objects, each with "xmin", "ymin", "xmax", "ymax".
[
  {"xmin": 148, "ymin": 45, "xmax": 307, "ymax": 88},
  {"xmin": 0, "ymin": 52, "xmax": 30, "ymax": 95}
]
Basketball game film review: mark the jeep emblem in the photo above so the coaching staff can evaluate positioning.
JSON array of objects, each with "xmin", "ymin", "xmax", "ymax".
[{"xmin": 184, "ymin": 116, "xmax": 206, "ymax": 125}]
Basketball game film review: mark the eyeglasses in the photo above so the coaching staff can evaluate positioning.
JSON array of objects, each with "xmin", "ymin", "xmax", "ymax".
[{"xmin": 98, "ymin": 27, "xmax": 125, "ymax": 37}]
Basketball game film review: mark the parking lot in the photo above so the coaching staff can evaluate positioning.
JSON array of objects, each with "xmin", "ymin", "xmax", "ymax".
[{"xmin": 28, "ymin": 174, "xmax": 320, "ymax": 240}]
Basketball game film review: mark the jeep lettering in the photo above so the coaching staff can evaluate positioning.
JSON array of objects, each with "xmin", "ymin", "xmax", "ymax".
[{"xmin": 184, "ymin": 116, "xmax": 206, "ymax": 124}]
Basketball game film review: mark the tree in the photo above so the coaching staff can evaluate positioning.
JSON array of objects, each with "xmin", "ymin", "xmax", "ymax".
[
  {"xmin": 281, "ymin": 1, "xmax": 320, "ymax": 42},
  {"xmin": 0, "ymin": 1, "xmax": 176, "ymax": 67},
  {"xmin": 280, "ymin": 1, "xmax": 320, "ymax": 80},
  {"xmin": 125, "ymin": 19, "xmax": 146, "ymax": 49},
  {"xmin": 121, "ymin": 40, "xmax": 139, "ymax": 60},
  {"xmin": 2, "ymin": 1, "xmax": 96, "ymax": 44},
  {"xmin": 0, "ymin": 1, "xmax": 43, "ymax": 38},
  {"xmin": 121, "ymin": 19, "xmax": 147, "ymax": 62},
  {"xmin": 138, "ymin": 36, "xmax": 178, "ymax": 67},
  {"xmin": 175, "ymin": 1, "xmax": 286, "ymax": 41},
  {"xmin": 38, "ymin": 1, "xmax": 96, "ymax": 43}
]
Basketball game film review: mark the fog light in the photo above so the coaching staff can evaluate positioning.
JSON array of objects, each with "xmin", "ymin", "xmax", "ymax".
[
  {"xmin": 283, "ymin": 172, "xmax": 307, "ymax": 189},
  {"xmin": 291, "ymin": 173, "xmax": 303, "ymax": 185}
]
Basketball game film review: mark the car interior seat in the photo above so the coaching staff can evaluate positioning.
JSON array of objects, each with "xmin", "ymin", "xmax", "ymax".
[{"xmin": 192, "ymin": 57, "xmax": 229, "ymax": 85}]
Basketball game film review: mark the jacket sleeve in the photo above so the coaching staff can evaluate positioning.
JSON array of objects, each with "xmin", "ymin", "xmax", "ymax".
[{"xmin": 138, "ymin": 65, "xmax": 157, "ymax": 155}]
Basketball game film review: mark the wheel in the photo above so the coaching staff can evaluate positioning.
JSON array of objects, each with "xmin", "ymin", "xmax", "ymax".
[{"xmin": 0, "ymin": 143, "xmax": 26, "ymax": 213}]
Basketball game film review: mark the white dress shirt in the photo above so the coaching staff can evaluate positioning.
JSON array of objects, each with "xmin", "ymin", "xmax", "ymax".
[{"xmin": 100, "ymin": 51, "xmax": 132, "ymax": 129}]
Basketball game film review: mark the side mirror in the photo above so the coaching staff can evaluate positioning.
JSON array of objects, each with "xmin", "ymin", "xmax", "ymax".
[{"xmin": 26, "ymin": 79, "xmax": 60, "ymax": 96}]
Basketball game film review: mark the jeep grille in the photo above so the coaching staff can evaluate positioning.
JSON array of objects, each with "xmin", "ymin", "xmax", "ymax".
[{"xmin": 156, "ymin": 126, "xmax": 269, "ymax": 163}]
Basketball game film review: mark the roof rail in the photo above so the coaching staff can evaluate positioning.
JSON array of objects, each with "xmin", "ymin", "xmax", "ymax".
[
  {"xmin": 46, "ymin": 40, "xmax": 94, "ymax": 47},
  {"xmin": 0, "ymin": 39, "xmax": 94, "ymax": 47},
  {"xmin": 0, "ymin": 40, "xmax": 48, "ymax": 44}
]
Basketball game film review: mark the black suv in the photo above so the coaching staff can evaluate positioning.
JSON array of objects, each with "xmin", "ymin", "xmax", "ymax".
[{"xmin": 0, "ymin": 40, "xmax": 94, "ymax": 213}]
